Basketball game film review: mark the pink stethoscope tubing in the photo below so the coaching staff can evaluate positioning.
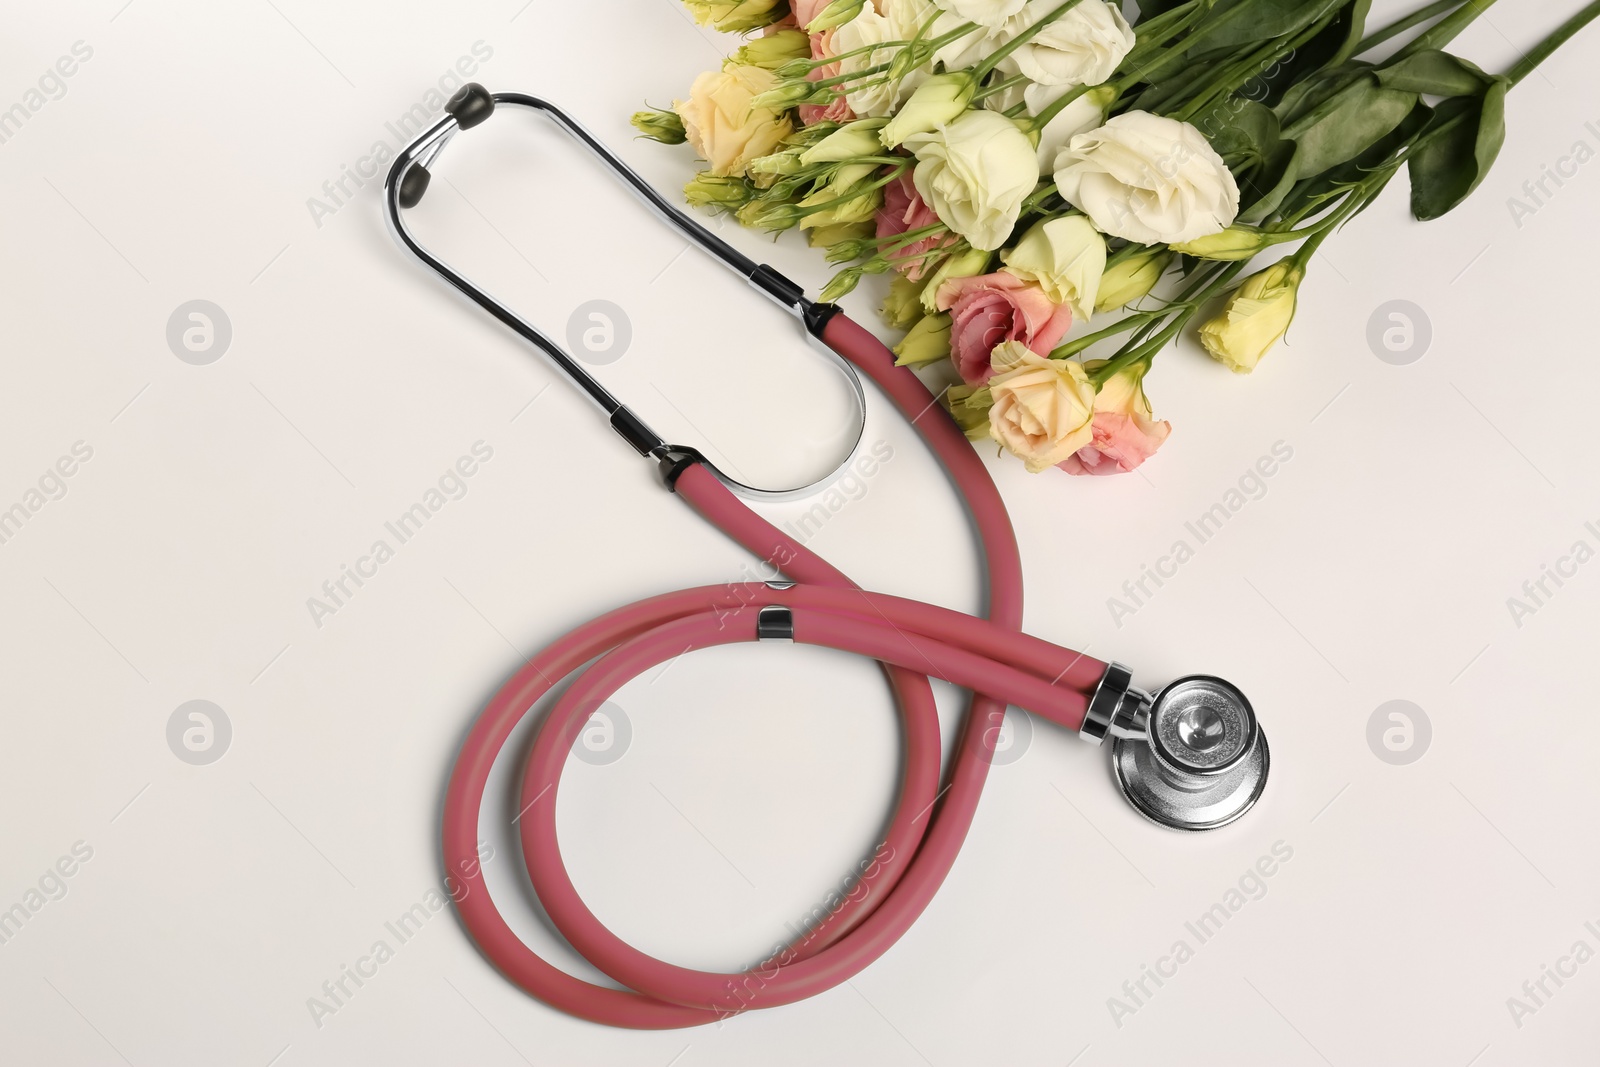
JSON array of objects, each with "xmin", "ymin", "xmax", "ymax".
[
  {"xmin": 441, "ymin": 313, "xmax": 1104, "ymax": 1028},
  {"xmin": 384, "ymin": 85, "xmax": 1267, "ymax": 1032}
]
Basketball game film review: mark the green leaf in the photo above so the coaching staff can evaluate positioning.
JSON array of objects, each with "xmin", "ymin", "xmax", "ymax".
[
  {"xmin": 1375, "ymin": 49, "xmax": 1493, "ymax": 97},
  {"xmin": 1282, "ymin": 76, "xmax": 1418, "ymax": 175},
  {"xmin": 1252, "ymin": 0, "xmax": 1372, "ymax": 105},
  {"xmin": 1408, "ymin": 76, "xmax": 1510, "ymax": 220},
  {"xmin": 1197, "ymin": 98, "xmax": 1282, "ymax": 165},
  {"xmin": 1182, "ymin": 0, "xmax": 1348, "ymax": 59},
  {"xmin": 1239, "ymin": 139, "xmax": 1301, "ymax": 222}
]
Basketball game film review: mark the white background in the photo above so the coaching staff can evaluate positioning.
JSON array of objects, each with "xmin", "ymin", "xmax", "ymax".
[{"xmin": 2, "ymin": 1, "xmax": 1598, "ymax": 1064}]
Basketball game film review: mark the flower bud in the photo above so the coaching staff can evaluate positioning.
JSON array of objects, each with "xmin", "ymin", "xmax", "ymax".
[
  {"xmin": 942, "ymin": 384, "xmax": 994, "ymax": 442},
  {"xmin": 806, "ymin": 0, "xmax": 866, "ymax": 33},
  {"xmin": 685, "ymin": 0, "xmax": 785, "ymax": 33},
  {"xmin": 1094, "ymin": 248, "xmax": 1171, "ymax": 314},
  {"xmin": 881, "ymin": 273, "xmax": 929, "ymax": 330},
  {"xmin": 1199, "ymin": 259, "xmax": 1304, "ymax": 373},
  {"xmin": 748, "ymin": 147, "xmax": 807, "ymax": 178},
  {"xmin": 733, "ymin": 29, "xmax": 812, "ymax": 70},
  {"xmin": 895, "ymin": 313, "xmax": 953, "ymax": 366},
  {"xmin": 799, "ymin": 162, "xmax": 881, "ymax": 229},
  {"xmin": 631, "ymin": 108, "xmax": 687, "ymax": 145},
  {"xmin": 684, "ymin": 173, "xmax": 752, "ymax": 208},
  {"xmin": 880, "ymin": 73, "xmax": 977, "ymax": 149},
  {"xmin": 919, "ymin": 246, "xmax": 992, "ymax": 312},
  {"xmin": 808, "ymin": 221, "xmax": 876, "ymax": 258},
  {"xmin": 741, "ymin": 199, "xmax": 805, "ymax": 230},
  {"xmin": 1171, "ymin": 225, "xmax": 1274, "ymax": 262},
  {"xmin": 751, "ymin": 79, "xmax": 826, "ymax": 112},
  {"xmin": 800, "ymin": 118, "xmax": 889, "ymax": 165}
]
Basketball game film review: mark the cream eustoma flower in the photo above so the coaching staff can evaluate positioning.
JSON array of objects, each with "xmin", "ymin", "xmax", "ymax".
[
  {"xmin": 986, "ymin": 340, "xmax": 1096, "ymax": 472},
  {"xmin": 934, "ymin": 0, "xmax": 1029, "ymax": 29},
  {"xmin": 1199, "ymin": 260, "xmax": 1304, "ymax": 373},
  {"xmin": 904, "ymin": 110, "xmax": 1037, "ymax": 251},
  {"xmin": 1006, "ymin": 0, "xmax": 1135, "ymax": 87},
  {"xmin": 1053, "ymin": 111, "xmax": 1240, "ymax": 245},
  {"xmin": 675, "ymin": 65, "xmax": 794, "ymax": 177},
  {"xmin": 834, "ymin": 6, "xmax": 929, "ymax": 117},
  {"xmin": 887, "ymin": 0, "xmax": 992, "ymax": 69},
  {"xmin": 1001, "ymin": 215, "xmax": 1105, "ymax": 319}
]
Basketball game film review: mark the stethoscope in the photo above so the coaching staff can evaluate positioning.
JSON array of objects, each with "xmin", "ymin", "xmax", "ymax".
[{"xmin": 384, "ymin": 84, "xmax": 1270, "ymax": 1029}]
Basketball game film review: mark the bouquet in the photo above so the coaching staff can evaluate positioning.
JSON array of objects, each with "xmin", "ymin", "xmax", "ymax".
[{"xmin": 634, "ymin": 0, "xmax": 1599, "ymax": 476}]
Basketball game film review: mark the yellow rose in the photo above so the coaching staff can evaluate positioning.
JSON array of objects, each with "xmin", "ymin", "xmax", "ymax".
[
  {"xmin": 675, "ymin": 65, "xmax": 795, "ymax": 178},
  {"xmin": 986, "ymin": 341, "xmax": 1096, "ymax": 472},
  {"xmin": 1199, "ymin": 260, "xmax": 1304, "ymax": 373},
  {"xmin": 1001, "ymin": 215, "xmax": 1106, "ymax": 320}
]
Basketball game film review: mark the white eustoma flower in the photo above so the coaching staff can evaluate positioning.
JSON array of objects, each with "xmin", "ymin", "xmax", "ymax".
[
  {"xmin": 904, "ymin": 109, "xmax": 1039, "ymax": 251},
  {"xmin": 1008, "ymin": 0, "xmax": 1135, "ymax": 87},
  {"xmin": 1001, "ymin": 215, "xmax": 1106, "ymax": 319},
  {"xmin": 886, "ymin": 0, "xmax": 991, "ymax": 70},
  {"xmin": 934, "ymin": 0, "xmax": 1029, "ymax": 30},
  {"xmin": 833, "ymin": 7, "xmax": 904, "ymax": 117},
  {"xmin": 1024, "ymin": 81, "xmax": 1112, "ymax": 175},
  {"xmin": 1053, "ymin": 111, "xmax": 1241, "ymax": 245}
]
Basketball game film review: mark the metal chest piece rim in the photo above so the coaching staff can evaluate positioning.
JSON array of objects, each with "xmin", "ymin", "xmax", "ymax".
[{"xmin": 1100, "ymin": 673, "xmax": 1271, "ymax": 832}]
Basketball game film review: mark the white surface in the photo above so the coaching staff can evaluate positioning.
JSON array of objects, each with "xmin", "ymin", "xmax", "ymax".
[{"xmin": 2, "ymin": 1, "xmax": 1599, "ymax": 1064}]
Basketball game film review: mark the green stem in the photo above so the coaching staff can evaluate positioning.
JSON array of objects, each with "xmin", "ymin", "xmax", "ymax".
[
  {"xmin": 1050, "ymin": 311, "xmax": 1161, "ymax": 359},
  {"xmin": 1176, "ymin": 9, "xmax": 1339, "ymax": 122},
  {"xmin": 1507, "ymin": 0, "xmax": 1600, "ymax": 86},
  {"xmin": 1394, "ymin": 0, "xmax": 1500, "ymax": 59},
  {"xmin": 1354, "ymin": 0, "xmax": 1461, "ymax": 55}
]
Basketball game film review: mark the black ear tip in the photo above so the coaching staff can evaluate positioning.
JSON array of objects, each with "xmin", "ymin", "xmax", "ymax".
[
  {"xmin": 398, "ymin": 164, "xmax": 431, "ymax": 209},
  {"xmin": 447, "ymin": 83, "xmax": 495, "ymax": 129}
]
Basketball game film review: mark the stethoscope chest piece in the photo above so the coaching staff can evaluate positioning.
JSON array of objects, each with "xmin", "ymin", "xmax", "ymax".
[{"xmin": 1111, "ymin": 676, "xmax": 1270, "ymax": 832}]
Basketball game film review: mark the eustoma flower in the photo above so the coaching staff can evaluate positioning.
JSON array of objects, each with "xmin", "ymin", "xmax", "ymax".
[
  {"xmin": 684, "ymin": 0, "xmax": 785, "ymax": 32},
  {"xmin": 1199, "ymin": 260, "xmax": 1304, "ymax": 374},
  {"xmin": 985, "ymin": 340, "xmax": 1097, "ymax": 472},
  {"xmin": 675, "ymin": 65, "xmax": 795, "ymax": 177},
  {"xmin": 937, "ymin": 0, "xmax": 1029, "ymax": 30},
  {"xmin": 877, "ymin": 170, "xmax": 952, "ymax": 281},
  {"xmin": 904, "ymin": 110, "xmax": 1037, "ymax": 251},
  {"xmin": 1005, "ymin": 0, "xmax": 1134, "ymax": 86},
  {"xmin": 936, "ymin": 272, "xmax": 1072, "ymax": 385},
  {"xmin": 1058, "ymin": 361, "xmax": 1171, "ymax": 476},
  {"xmin": 1000, "ymin": 215, "xmax": 1104, "ymax": 320},
  {"xmin": 1053, "ymin": 112, "xmax": 1240, "ymax": 245}
]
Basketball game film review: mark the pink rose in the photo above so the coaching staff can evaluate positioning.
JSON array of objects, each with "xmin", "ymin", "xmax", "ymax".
[
  {"xmin": 877, "ymin": 171, "xmax": 953, "ymax": 281},
  {"xmin": 1057, "ymin": 364, "xmax": 1172, "ymax": 476},
  {"xmin": 935, "ymin": 272, "xmax": 1073, "ymax": 386},
  {"xmin": 798, "ymin": 28, "xmax": 853, "ymax": 125}
]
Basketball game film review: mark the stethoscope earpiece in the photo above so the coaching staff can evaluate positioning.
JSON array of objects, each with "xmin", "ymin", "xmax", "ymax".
[{"xmin": 1108, "ymin": 675, "xmax": 1270, "ymax": 832}]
